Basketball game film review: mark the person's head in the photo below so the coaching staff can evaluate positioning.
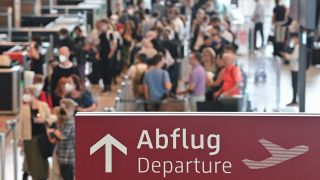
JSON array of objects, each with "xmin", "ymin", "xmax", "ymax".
[
  {"xmin": 210, "ymin": 16, "xmax": 221, "ymax": 27},
  {"xmin": 100, "ymin": 19, "xmax": 109, "ymax": 32},
  {"xmin": 27, "ymin": 41, "xmax": 40, "ymax": 58},
  {"xmin": 275, "ymin": 0, "xmax": 280, "ymax": 5},
  {"xmin": 216, "ymin": 54, "xmax": 225, "ymax": 68},
  {"xmin": 59, "ymin": 98, "xmax": 78, "ymax": 120},
  {"xmin": 82, "ymin": 41, "xmax": 91, "ymax": 52},
  {"xmin": 202, "ymin": 48, "xmax": 216, "ymax": 63},
  {"xmin": 125, "ymin": 20, "xmax": 135, "ymax": 31},
  {"xmin": 59, "ymin": 28, "xmax": 69, "ymax": 40},
  {"xmin": 142, "ymin": 39, "xmax": 154, "ymax": 49},
  {"xmin": 33, "ymin": 75, "xmax": 44, "ymax": 97},
  {"xmin": 211, "ymin": 33, "xmax": 222, "ymax": 46},
  {"xmin": 74, "ymin": 26, "xmax": 82, "ymax": 37},
  {"xmin": 22, "ymin": 86, "xmax": 37, "ymax": 104},
  {"xmin": 58, "ymin": 46, "xmax": 71, "ymax": 64},
  {"xmin": 189, "ymin": 52, "xmax": 202, "ymax": 66},
  {"xmin": 289, "ymin": 33, "xmax": 299, "ymax": 45},
  {"xmin": 152, "ymin": 54, "xmax": 164, "ymax": 67},
  {"xmin": 55, "ymin": 77, "xmax": 69, "ymax": 97},
  {"xmin": 135, "ymin": 53, "xmax": 148, "ymax": 64},
  {"xmin": 67, "ymin": 75, "xmax": 82, "ymax": 93},
  {"xmin": 203, "ymin": 35, "xmax": 212, "ymax": 46},
  {"xmin": 95, "ymin": 20, "xmax": 102, "ymax": 30},
  {"xmin": 222, "ymin": 45, "xmax": 237, "ymax": 66},
  {"xmin": 152, "ymin": 11, "xmax": 160, "ymax": 19},
  {"xmin": 170, "ymin": 7, "xmax": 180, "ymax": 18}
]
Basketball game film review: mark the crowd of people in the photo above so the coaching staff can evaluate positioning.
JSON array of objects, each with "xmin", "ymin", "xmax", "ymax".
[{"xmin": 16, "ymin": 0, "xmax": 313, "ymax": 179}]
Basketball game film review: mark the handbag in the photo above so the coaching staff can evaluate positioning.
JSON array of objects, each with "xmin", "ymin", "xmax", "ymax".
[{"xmin": 38, "ymin": 134, "xmax": 55, "ymax": 159}]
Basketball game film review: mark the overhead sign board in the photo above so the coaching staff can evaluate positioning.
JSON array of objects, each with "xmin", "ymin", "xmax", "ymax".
[{"xmin": 76, "ymin": 113, "xmax": 320, "ymax": 180}]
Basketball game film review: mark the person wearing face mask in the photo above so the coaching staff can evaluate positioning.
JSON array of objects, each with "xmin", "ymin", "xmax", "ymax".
[
  {"xmin": 211, "ymin": 31, "xmax": 226, "ymax": 56},
  {"xmin": 47, "ymin": 98, "xmax": 77, "ymax": 180},
  {"xmin": 52, "ymin": 77, "xmax": 69, "ymax": 108},
  {"xmin": 66, "ymin": 75, "xmax": 97, "ymax": 112},
  {"xmin": 280, "ymin": 33, "xmax": 300, "ymax": 106},
  {"xmin": 98, "ymin": 19, "xmax": 118, "ymax": 93},
  {"xmin": 33, "ymin": 75, "xmax": 53, "ymax": 110},
  {"xmin": 19, "ymin": 87, "xmax": 55, "ymax": 180},
  {"xmin": 58, "ymin": 28, "xmax": 76, "ymax": 53},
  {"xmin": 50, "ymin": 46, "xmax": 79, "ymax": 95}
]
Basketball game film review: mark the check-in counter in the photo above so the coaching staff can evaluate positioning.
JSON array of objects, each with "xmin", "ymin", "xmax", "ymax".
[
  {"xmin": 0, "ymin": 42, "xmax": 51, "ymax": 77},
  {"xmin": 0, "ymin": 15, "xmax": 82, "ymax": 46},
  {"xmin": 41, "ymin": 1, "xmax": 106, "ymax": 30},
  {"xmin": 21, "ymin": 14, "xmax": 59, "ymax": 27},
  {"xmin": 0, "ymin": 66, "xmax": 21, "ymax": 115}
]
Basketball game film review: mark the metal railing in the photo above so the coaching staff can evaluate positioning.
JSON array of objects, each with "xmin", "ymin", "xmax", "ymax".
[
  {"xmin": 0, "ymin": 120, "xmax": 18, "ymax": 180},
  {"xmin": 105, "ymin": 76, "xmax": 249, "ymax": 112},
  {"xmin": 0, "ymin": 7, "xmax": 13, "ymax": 41}
]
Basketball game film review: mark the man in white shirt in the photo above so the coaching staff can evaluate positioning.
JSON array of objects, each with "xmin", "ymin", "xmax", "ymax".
[{"xmin": 252, "ymin": 0, "xmax": 265, "ymax": 49}]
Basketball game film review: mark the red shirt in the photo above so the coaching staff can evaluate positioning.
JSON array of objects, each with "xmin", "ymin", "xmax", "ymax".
[
  {"xmin": 39, "ymin": 91, "xmax": 53, "ymax": 110},
  {"xmin": 222, "ymin": 64, "xmax": 242, "ymax": 96}
]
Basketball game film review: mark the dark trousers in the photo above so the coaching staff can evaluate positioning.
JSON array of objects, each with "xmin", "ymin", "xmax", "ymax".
[
  {"xmin": 60, "ymin": 164, "xmax": 74, "ymax": 180},
  {"xmin": 254, "ymin": 22, "xmax": 264, "ymax": 49},
  {"xmin": 291, "ymin": 71, "xmax": 298, "ymax": 103},
  {"xmin": 101, "ymin": 59, "xmax": 112, "ymax": 90}
]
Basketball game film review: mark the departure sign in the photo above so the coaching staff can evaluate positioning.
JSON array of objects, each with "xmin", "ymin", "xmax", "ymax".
[{"xmin": 76, "ymin": 114, "xmax": 320, "ymax": 180}]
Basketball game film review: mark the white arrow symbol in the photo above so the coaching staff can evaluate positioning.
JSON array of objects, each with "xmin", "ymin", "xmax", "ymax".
[
  {"xmin": 90, "ymin": 134, "xmax": 128, "ymax": 173},
  {"xmin": 243, "ymin": 139, "xmax": 309, "ymax": 170}
]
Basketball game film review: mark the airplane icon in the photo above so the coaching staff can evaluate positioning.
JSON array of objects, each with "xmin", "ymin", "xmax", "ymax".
[{"xmin": 242, "ymin": 138, "xmax": 309, "ymax": 170}]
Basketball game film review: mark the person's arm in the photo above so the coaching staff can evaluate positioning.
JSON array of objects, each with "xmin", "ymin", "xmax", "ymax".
[
  {"xmin": 143, "ymin": 85, "xmax": 150, "ymax": 100},
  {"xmin": 211, "ymin": 69, "xmax": 225, "ymax": 87},
  {"xmin": 282, "ymin": 45, "xmax": 299, "ymax": 62},
  {"xmin": 77, "ymin": 92, "xmax": 98, "ymax": 112},
  {"xmin": 163, "ymin": 71, "xmax": 172, "ymax": 91},
  {"xmin": 108, "ymin": 40, "xmax": 117, "ymax": 59}
]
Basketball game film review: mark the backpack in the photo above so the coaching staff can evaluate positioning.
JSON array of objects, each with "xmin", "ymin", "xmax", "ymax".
[
  {"xmin": 132, "ymin": 66, "xmax": 144, "ymax": 98},
  {"xmin": 231, "ymin": 65, "xmax": 247, "ymax": 95}
]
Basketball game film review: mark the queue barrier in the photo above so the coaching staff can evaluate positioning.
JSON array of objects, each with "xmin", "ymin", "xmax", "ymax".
[{"xmin": 105, "ymin": 76, "xmax": 249, "ymax": 112}]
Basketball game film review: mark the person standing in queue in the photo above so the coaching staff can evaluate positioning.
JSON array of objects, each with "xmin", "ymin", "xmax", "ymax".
[
  {"xmin": 48, "ymin": 99, "xmax": 77, "ymax": 180},
  {"xmin": 27, "ymin": 40, "xmax": 44, "ymax": 75},
  {"xmin": 66, "ymin": 75, "xmax": 97, "ymax": 112},
  {"xmin": 143, "ymin": 54, "xmax": 172, "ymax": 111},
  {"xmin": 178, "ymin": 52, "xmax": 206, "ymax": 111},
  {"xmin": 50, "ymin": 46, "xmax": 79, "ymax": 95},
  {"xmin": 214, "ymin": 45, "xmax": 242, "ymax": 98},
  {"xmin": 272, "ymin": 0, "xmax": 287, "ymax": 56},
  {"xmin": 19, "ymin": 87, "xmax": 55, "ymax": 180},
  {"xmin": 99, "ymin": 19, "xmax": 118, "ymax": 93},
  {"xmin": 281, "ymin": 33, "xmax": 300, "ymax": 106}
]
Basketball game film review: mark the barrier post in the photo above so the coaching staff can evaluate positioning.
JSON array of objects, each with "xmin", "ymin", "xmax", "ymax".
[
  {"xmin": 7, "ymin": 7, "xmax": 12, "ymax": 42},
  {"xmin": 0, "ymin": 133, "xmax": 5, "ymax": 180}
]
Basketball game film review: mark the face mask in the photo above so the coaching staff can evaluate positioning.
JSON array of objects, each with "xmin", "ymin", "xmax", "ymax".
[
  {"xmin": 289, "ymin": 41, "xmax": 295, "ymax": 48},
  {"xmin": 60, "ymin": 108, "xmax": 67, "ymax": 116},
  {"xmin": 34, "ymin": 84, "xmax": 43, "ymax": 97},
  {"xmin": 59, "ymin": 55, "xmax": 68, "ymax": 63},
  {"xmin": 212, "ymin": 40, "xmax": 220, "ymax": 47},
  {"xmin": 59, "ymin": 35, "xmax": 65, "ymax": 40},
  {"xmin": 64, "ymin": 83, "xmax": 75, "ymax": 93},
  {"xmin": 22, "ymin": 94, "xmax": 32, "ymax": 103}
]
